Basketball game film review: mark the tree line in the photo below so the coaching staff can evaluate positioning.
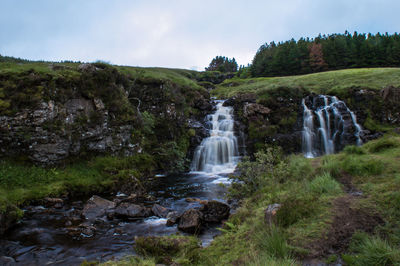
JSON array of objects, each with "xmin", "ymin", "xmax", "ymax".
[{"xmin": 250, "ymin": 31, "xmax": 400, "ymax": 77}]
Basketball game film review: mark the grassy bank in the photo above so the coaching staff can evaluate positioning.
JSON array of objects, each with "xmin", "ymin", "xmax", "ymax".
[
  {"xmin": 0, "ymin": 154, "xmax": 156, "ymax": 213},
  {"xmin": 105, "ymin": 134, "xmax": 400, "ymax": 265},
  {"xmin": 212, "ymin": 68, "xmax": 400, "ymax": 98}
]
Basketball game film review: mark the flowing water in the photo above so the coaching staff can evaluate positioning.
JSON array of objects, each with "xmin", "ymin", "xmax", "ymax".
[
  {"xmin": 302, "ymin": 95, "xmax": 363, "ymax": 158},
  {"xmin": 0, "ymin": 101, "xmax": 240, "ymax": 265}
]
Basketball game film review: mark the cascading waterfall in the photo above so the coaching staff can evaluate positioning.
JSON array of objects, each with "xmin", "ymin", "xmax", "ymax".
[
  {"xmin": 302, "ymin": 95, "xmax": 363, "ymax": 158},
  {"xmin": 191, "ymin": 101, "xmax": 239, "ymax": 174}
]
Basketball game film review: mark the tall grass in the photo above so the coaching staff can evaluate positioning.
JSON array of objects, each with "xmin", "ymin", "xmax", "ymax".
[
  {"xmin": 347, "ymin": 233, "xmax": 400, "ymax": 266},
  {"xmin": 309, "ymin": 173, "xmax": 342, "ymax": 196}
]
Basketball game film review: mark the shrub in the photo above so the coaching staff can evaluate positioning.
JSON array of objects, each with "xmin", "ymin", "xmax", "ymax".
[{"xmin": 228, "ymin": 147, "xmax": 288, "ymax": 199}]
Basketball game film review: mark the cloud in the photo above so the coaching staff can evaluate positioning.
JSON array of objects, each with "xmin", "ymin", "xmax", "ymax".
[{"xmin": 0, "ymin": 0, "xmax": 399, "ymax": 69}]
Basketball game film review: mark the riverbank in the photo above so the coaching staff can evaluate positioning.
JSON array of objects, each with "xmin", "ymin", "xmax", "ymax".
[{"xmin": 105, "ymin": 134, "xmax": 400, "ymax": 265}]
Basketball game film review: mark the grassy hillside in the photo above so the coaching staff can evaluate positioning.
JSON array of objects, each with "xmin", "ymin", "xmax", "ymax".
[
  {"xmin": 0, "ymin": 59, "xmax": 201, "ymax": 89},
  {"xmin": 213, "ymin": 68, "xmax": 400, "ymax": 98}
]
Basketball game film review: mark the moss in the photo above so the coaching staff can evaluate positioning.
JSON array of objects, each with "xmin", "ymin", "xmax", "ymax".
[{"xmin": 0, "ymin": 154, "xmax": 156, "ymax": 212}]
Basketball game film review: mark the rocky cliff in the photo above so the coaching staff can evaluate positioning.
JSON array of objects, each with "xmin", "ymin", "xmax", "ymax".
[
  {"xmin": 0, "ymin": 62, "xmax": 212, "ymax": 171},
  {"xmin": 225, "ymin": 86, "xmax": 400, "ymax": 155}
]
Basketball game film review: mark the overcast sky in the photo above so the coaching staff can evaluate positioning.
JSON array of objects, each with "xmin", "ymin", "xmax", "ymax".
[{"xmin": 1, "ymin": 0, "xmax": 399, "ymax": 70}]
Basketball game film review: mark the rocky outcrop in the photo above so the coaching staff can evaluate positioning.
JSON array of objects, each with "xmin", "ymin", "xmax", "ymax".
[
  {"xmin": 0, "ymin": 63, "xmax": 213, "ymax": 167},
  {"xmin": 0, "ymin": 98, "xmax": 136, "ymax": 165},
  {"xmin": 226, "ymin": 86, "xmax": 400, "ymax": 155}
]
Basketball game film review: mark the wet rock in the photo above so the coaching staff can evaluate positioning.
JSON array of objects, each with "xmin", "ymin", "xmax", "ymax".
[
  {"xmin": 44, "ymin": 197, "xmax": 64, "ymax": 209},
  {"xmin": 80, "ymin": 224, "xmax": 96, "ymax": 237},
  {"xmin": 185, "ymin": 198, "xmax": 208, "ymax": 205},
  {"xmin": 151, "ymin": 204, "xmax": 169, "ymax": 218},
  {"xmin": 114, "ymin": 203, "xmax": 152, "ymax": 219},
  {"xmin": 200, "ymin": 200, "xmax": 230, "ymax": 223},
  {"xmin": 0, "ymin": 256, "xmax": 16, "ymax": 266},
  {"xmin": 264, "ymin": 203, "xmax": 281, "ymax": 226},
  {"xmin": 178, "ymin": 209, "xmax": 203, "ymax": 234},
  {"xmin": 81, "ymin": 195, "xmax": 116, "ymax": 221},
  {"xmin": 166, "ymin": 211, "xmax": 180, "ymax": 226},
  {"xmin": 67, "ymin": 223, "xmax": 96, "ymax": 239}
]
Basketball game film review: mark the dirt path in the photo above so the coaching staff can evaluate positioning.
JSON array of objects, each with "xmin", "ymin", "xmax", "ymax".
[{"xmin": 304, "ymin": 171, "xmax": 384, "ymax": 264}]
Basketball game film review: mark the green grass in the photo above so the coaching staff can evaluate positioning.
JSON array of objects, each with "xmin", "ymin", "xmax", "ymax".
[
  {"xmin": 0, "ymin": 154, "xmax": 156, "ymax": 213},
  {"xmin": 344, "ymin": 232, "xmax": 400, "ymax": 266},
  {"xmin": 212, "ymin": 68, "xmax": 400, "ymax": 97}
]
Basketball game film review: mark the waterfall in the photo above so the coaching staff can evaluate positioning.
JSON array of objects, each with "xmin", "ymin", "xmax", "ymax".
[
  {"xmin": 191, "ymin": 101, "xmax": 239, "ymax": 174},
  {"xmin": 302, "ymin": 95, "xmax": 363, "ymax": 158}
]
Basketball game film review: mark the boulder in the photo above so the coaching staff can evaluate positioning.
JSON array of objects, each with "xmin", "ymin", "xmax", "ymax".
[
  {"xmin": 264, "ymin": 203, "xmax": 281, "ymax": 226},
  {"xmin": 166, "ymin": 211, "xmax": 180, "ymax": 226},
  {"xmin": 114, "ymin": 202, "xmax": 152, "ymax": 219},
  {"xmin": 81, "ymin": 195, "xmax": 115, "ymax": 221},
  {"xmin": 151, "ymin": 204, "xmax": 169, "ymax": 218},
  {"xmin": 200, "ymin": 200, "xmax": 230, "ymax": 223},
  {"xmin": 178, "ymin": 209, "xmax": 203, "ymax": 234}
]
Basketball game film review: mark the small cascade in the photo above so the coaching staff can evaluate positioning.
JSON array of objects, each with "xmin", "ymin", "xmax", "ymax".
[
  {"xmin": 302, "ymin": 95, "xmax": 363, "ymax": 158},
  {"xmin": 191, "ymin": 101, "xmax": 239, "ymax": 174}
]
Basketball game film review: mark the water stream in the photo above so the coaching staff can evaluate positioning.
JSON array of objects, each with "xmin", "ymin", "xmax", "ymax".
[{"xmin": 0, "ymin": 100, "xmax": 240, "ymax": 265}]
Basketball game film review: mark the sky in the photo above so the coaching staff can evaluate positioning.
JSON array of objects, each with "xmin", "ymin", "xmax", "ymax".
[{"xmin": 1, "ymin": 0, "xmax": 399, "ymax": 70}]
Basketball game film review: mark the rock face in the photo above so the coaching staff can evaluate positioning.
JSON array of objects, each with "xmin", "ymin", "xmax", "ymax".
[
  {"xmin": 0, "ymin": 63, "xmax": 213, "ymax": 167},
  {"xmin": 0, "ymin": 98, "xmax": 136, "ymax": 165},
  {"xmin": 227, "ymin": 87, "xmax": 400, "ymax": 155}
]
